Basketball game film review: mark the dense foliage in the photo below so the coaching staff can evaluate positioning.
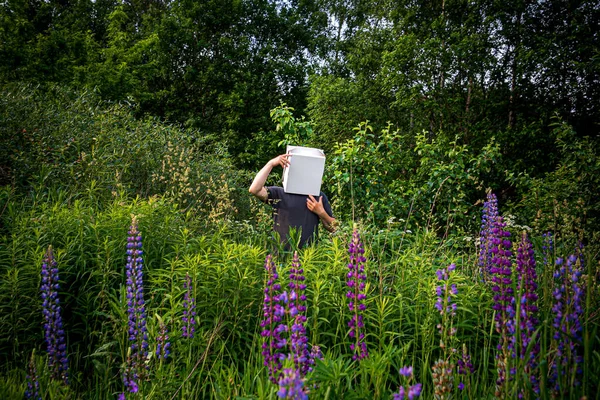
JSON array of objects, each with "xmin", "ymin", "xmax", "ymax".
[
  {"xmin": 2, "ymin": 0, "xmax": 599, "ymax": 168},
  {"xmin": 1, "ymin": 0, "xmax": 599, "ymax": 398},
  {"xmin": 0, "ymin": 187, "xmax": 597, "ymax": 398}
]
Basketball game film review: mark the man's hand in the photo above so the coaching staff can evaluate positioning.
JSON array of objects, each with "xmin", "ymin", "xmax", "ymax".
[
  {"xmin": 268, "ymin": 154, "xmax": 291, "ymax": 169},
  {"xmin": 307, "ymin": 195, "xmax": 338, "ymax": 232},
  {"xmin": 306, "ymin": 195, "xmax": 325, "ymax": 217}
]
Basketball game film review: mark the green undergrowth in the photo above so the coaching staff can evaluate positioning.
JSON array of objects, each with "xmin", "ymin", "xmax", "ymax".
[{"xmin": 0, "ymin": 189, "xmax": 598, "ymax": 399}]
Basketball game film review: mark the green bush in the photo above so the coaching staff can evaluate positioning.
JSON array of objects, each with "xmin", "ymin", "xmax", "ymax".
[
  {"xmin": 506, "ymin": 116, "xmax": 600, "ymax": 251},
  {"xmin": 0, "ymin": 82, "xmax": 256, "ymax": 227},
  {"xmin": 325, "ymin": 121, "xmax": 500, "ymax": 236}
]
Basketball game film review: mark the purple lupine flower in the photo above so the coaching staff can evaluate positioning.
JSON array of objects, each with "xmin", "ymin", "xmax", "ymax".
[
  {"xmin": 288, "ymin": 251, "xmax": 311, "ymax": 375},
  {"xmin": 347, "ymin": 228, "xmax": 368, "ymax": 361},
  {"xmin": 456, "ymin": 342, "xmax": 475, "ymax": 395},
  {"xmin": 550, "ymin": 251, "xmax": 585, "ymax": 396},
  {"xmin": 432, "ymin": 263, "xmax": 458, "ymax": 398},
  {"xmin": 392, "ymin": 387, "xmax": 405, "ymax": 400},
  {"xmin": 514, "ymin": 232, "xmax": 539, "ymax": 395},
  {"xmin": 25, "ymin": 351, "xmax": 41, "ymax": 400},
  {"xmin": 434, "ymin": 263, "xmax": 458, "ymax": 320},
  {"xmin": 156, "ymin": 320, "xmax": 170, "ymax": 360},
  {"xmin": 542, "ymin": 232, "xmax": 553, "ymax": 270},
  {"xmin": 122, "ymin": 217, "xmax": 149, "ymax": 393},
  {"xmin": 393, "ymin": 366, "xmax": 422, "ymax": 400},
  {"xmin": 40, "ymin": 245, "xmax": 69, "ymax": 385},
  {"xmin": 488, "ymin": 216, "xmax": 513, "ymax": 397},
  {"xmin": 309, "ymin": 345, "xmax": 322, "ymax": 363},
  {"xmin": 261, "ymin": 254, "xmax": 287, "ymax": 383},
  {"xmin": 308, "ymin": 344, "xmax": 323, "ymax": 375},
  {"xmin": 457, "ymin": 344, "xmax": 475, "ymax": 376},
  {"xmin": 277, "ymin": 366, "xmax": 308, "ymax": 400},
  {"xmin": 478, "ymin": 192, "xmax": 499, "ymax": 281},
  {"xmin": 407, "ymin": 383, "xmax": 422, "ymax": 399},
  {"xmin": 182, "ymin": 272, "xmax": 196, "ymax": 339}
]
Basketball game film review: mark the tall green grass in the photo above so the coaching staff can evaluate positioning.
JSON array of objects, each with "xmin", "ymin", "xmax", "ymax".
[{"xmin": 1, "ymin": 186, "xmax": 597, "ymax": 399}]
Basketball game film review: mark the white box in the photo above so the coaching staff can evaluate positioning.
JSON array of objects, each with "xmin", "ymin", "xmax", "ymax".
[{"xmin": 282, "ymin": 145, "xmax": 326, "ymax": 196}]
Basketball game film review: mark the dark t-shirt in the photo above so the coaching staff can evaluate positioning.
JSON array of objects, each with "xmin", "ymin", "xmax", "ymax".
[{"xmin": 266, "ymin": 186, "xmax": 334, "ymax": 248}]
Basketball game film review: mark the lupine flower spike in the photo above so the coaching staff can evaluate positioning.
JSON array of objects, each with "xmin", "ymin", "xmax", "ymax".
[
  {"xmin": 431, "ymin": 359, "xmax": 453, "ymax": 399},
  {"xmin": 309, "ymin": 345, "xmax": 322, "ymax": 367},
  {"xmin": 25, "ymin": 351, "xmax": 42, "ymax": 400},
  {"xmin": 393, "ymin": 365, "xmax": 422, "ymax": 399},
  {"xmin": 434, "ymin": 264, "xmax": 458, "ymax": 327},
  {"xmin": 156, "ymin": 319, "xmax": 170, "ymax": 361},
  {"xmin": 515, "ymin": 232, "xmax": 539, "ymax": 396},
  {"xmin": 182, "ymin": 272, "xmax": 196, "ymax": 339},
  {"xmin": 288, "ymin": 251, "xmax": 311, "ymax": 375},
  {"xmin": 478, "ymin": 192, "xmax": 499, "ymax": 281},
  {"xmin": 40, "ymin": 245, "xmax": 69, "ymax": 385},
  {"xmin": 347, "ymin": 228, "xmax": 368, "ymax": 361},
  {"xmin": 261, "ymin": 254, "xmax": 287, "ymax": 383},
  {"xmin": 541, "ymin": 232, "xmax": 554, "ymax": 313},
  {"xmin": 457, "ymin": 344, "xmax": 474, "ymax": 376},
  {"xmin": 550, "ymin": 250, "xmax": 585, "ymax": 397},
  {"xmin": 123, "ymin": 216, "xmax": 149, "ymax": 394},
  {"xmin": 432, "ymin": 263, "xmax": 458, "ymax": 399},
  {"xmin": 457, "ymin": 344, "xmax": 475, "ymax": 393},
  {"xmin": 277, "ymin": 365, "xmax": 308, "ymax": 400},
  {"xmin": 488, "ymin": 215, "xmax": 513, "ymax": 398}
]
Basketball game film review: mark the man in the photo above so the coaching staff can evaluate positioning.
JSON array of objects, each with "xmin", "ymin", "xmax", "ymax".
[{"xmin": 249, "ymin": 153, "xmax": 337, "ymax": 249}]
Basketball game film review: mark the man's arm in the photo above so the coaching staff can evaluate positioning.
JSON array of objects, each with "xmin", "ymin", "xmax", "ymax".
[
  {"xmin": 249, "ymin": 154, "xmax": 290, "ymax": 202},
  {"xmin": 306, "ymin": 195, "xmax": 338, "ymax": 232}
]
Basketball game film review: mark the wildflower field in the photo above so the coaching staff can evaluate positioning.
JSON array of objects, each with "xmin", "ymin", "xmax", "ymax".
[
  {"xmin": 1, "ymin": 84, "xmax": 599, "ymax": 399},
  {"xmin": 0, "ymin": 185, "xmax": 598, "ymax": 399}
]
